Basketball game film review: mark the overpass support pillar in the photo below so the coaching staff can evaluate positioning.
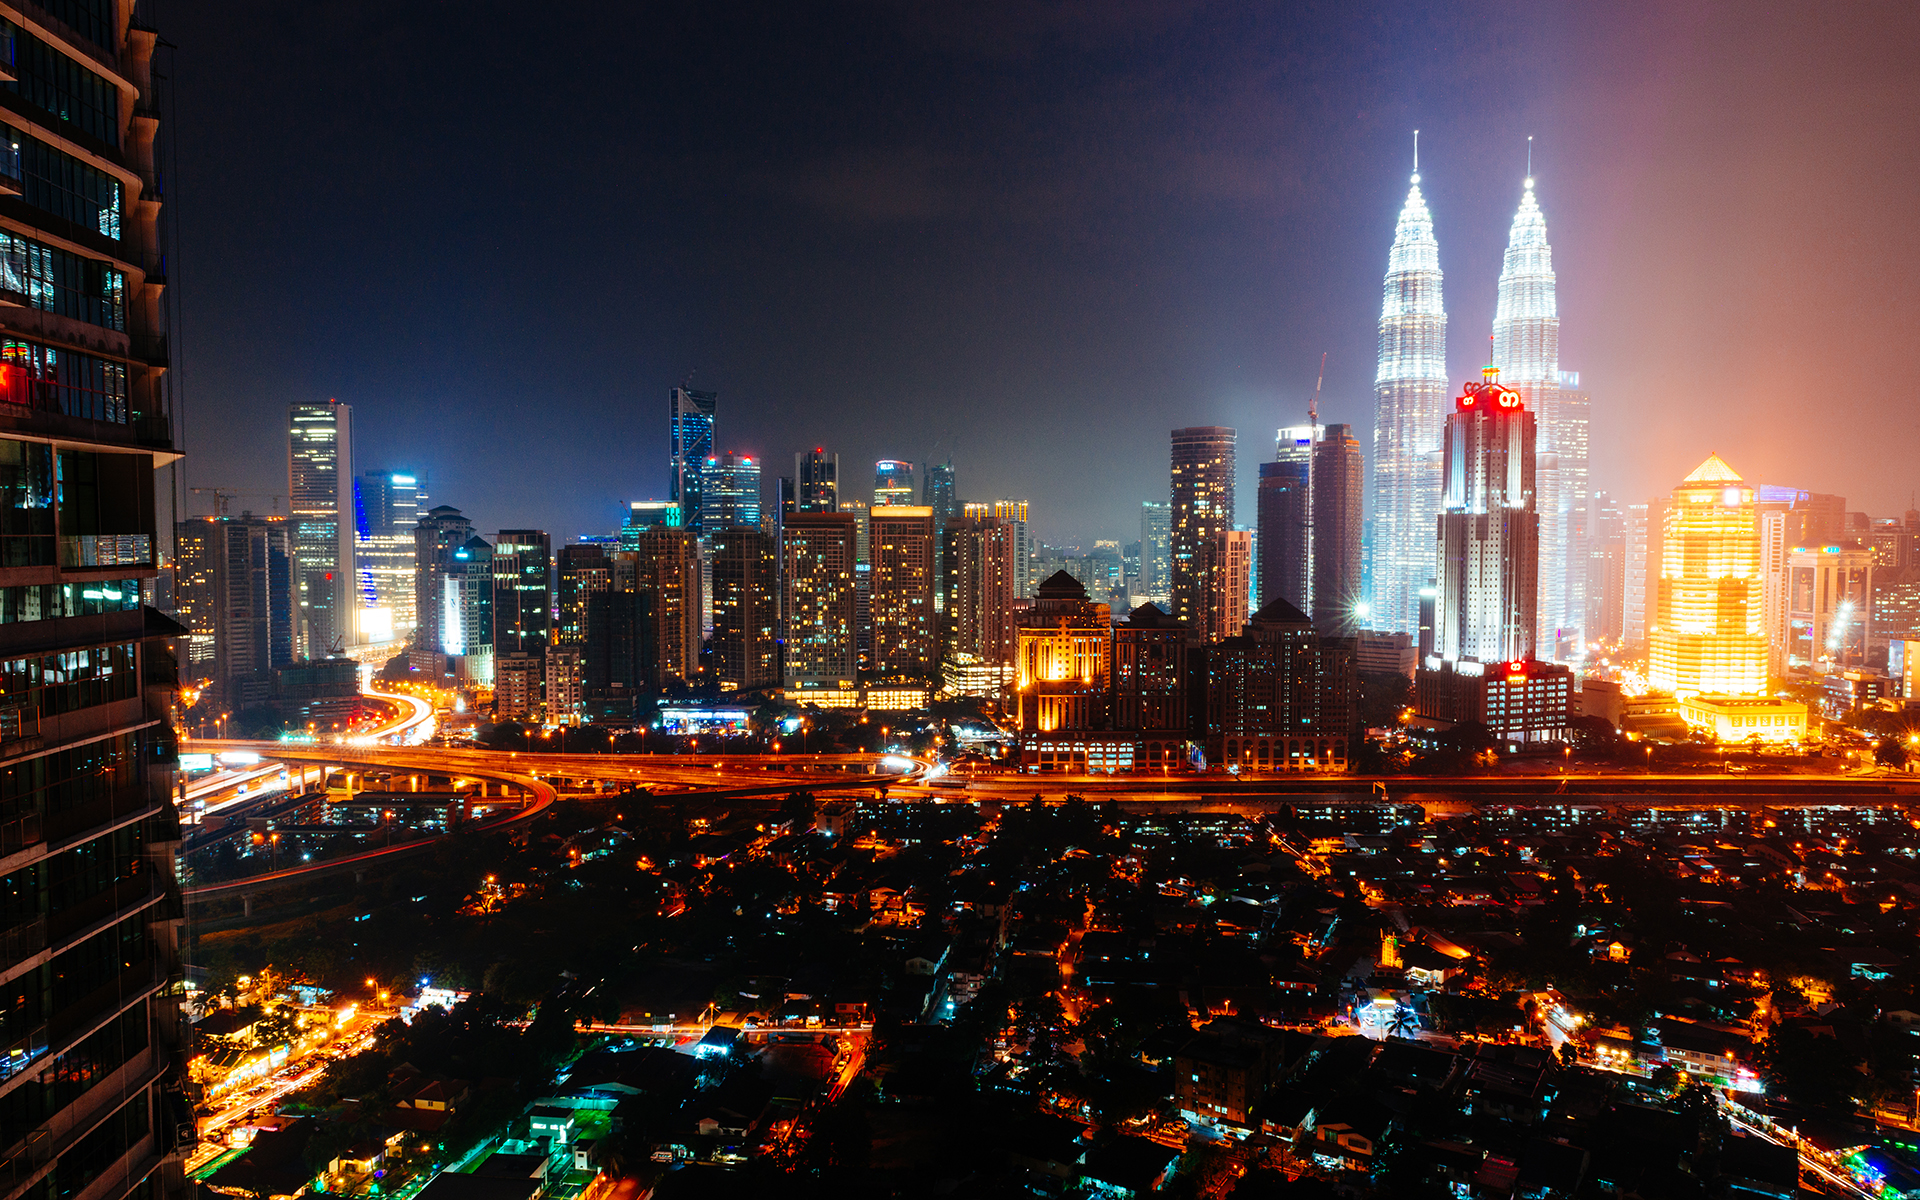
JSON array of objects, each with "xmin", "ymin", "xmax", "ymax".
[{"xmin": 241, "ymin": 892, "xmax": 253, "ymax": 917}]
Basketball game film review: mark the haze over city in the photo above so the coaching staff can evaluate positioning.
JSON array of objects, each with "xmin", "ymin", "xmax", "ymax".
[{"xmin": 168, "ymin": 0, "xmax": 1920, "ymax": 542}]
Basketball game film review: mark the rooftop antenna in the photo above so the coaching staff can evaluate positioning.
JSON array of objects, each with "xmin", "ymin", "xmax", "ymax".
[
  {"xmin": 1412, "ymin": 129, "xmax": 1419, "ymax": 182},
  {"xmin": 1309, "ymin": 352, "xmax": 1326, "ymax": 427},
  {"xmin": 1526, "ymin": 135, "xmax": 1534, "ymax": 188}
]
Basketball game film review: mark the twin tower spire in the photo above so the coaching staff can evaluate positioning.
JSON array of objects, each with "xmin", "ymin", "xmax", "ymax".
[{"xmin": 1367, "ymin": 136, "xmax": 1576, "ymax": 655}]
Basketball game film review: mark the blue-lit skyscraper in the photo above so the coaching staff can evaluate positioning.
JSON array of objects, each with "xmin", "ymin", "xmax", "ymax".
[
  {"xmin": 669, "ymin": 386, "xmax": 717, "ymax": 532},
  {"xmin": 355, "ymin": 468, "xmax": 425, "ymax": 642},
  {"xmin": 925, "ymin": 460, "xmax": 957, "ymax": 611},
  {"xmin": 1369, "ymin": 158, "xmax": 1447, "ymax": 637},
  {"xmin": 700, "ymin": 451, "xmax": 762, "ymax": 531}
]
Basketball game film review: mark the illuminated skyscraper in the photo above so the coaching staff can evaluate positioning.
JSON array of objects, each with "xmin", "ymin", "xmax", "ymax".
[
  {"xmin": 289, "ymin": 399, "xmax": 354, "ymax": 656},
  {"xmin": 712, "ymin": 525, "xmax": 777, "ymax": 690},
  {"xmin": 1370, "ymin": 162, "xmax": 1447, "ymax": 636},
  {"xmin": 1490, "ymin": 175, "xmax": 1563, "ymax": 648},
  {"xmin": 626, "ymin": 525, "xmax": 703, "ymax": 686},
  {"xmin": 1431, "ymin": 367, "xmax": 1538, "ymax": 664},
  {"xmin": 874, "ymin": 459, "xmax": 915, "ymax": 508},
  {"xmin": 795, "ymin": 448, "xmax": 838, "ymax": 512},
  {"xmin": 443, "ymin": 534, "xmax": 495, "ymax": 684},
  {"xmin": 1258, "ymin": 426, "xmax": 1316, "ymax": 613},
  {"xmin": 869, "ymin": 505, "xmax": 936, "ymax": 679},
  {"xmin": 412, "ymin": 504, "xmax": 473, "ymax": 675},
  {"xmin": 941, "ymin": 512, "xmax": 1019, "ymax": 695},
  {"xmin": 783, "ymin": 512, "xmax": 859, "ymax": 688},
  {"xmin": 1415, "ymin": 366, "xmax": 1573, "ymax": 743},
  {"xmin": 177, "ymin": 513, "xmax": 295, "ymax": 709},
  {"xmin": 994, "ymin": 499, "xmax": 1033, "ymax": 597},
  {"xmin": 493, "ymin": 530, "xmax": 552, "ymax": 656},
  {"xmin": 1199, "ymin": 528, "xmax": 1252, "ymax": 643},
  {"xmin": 1552, "ymin": 372, "xmax": 1590, "ymax": 652},
  {"xmin": 1311, "ymin": 424, "xmax": 1366, "ymax": 638},
  {"xmin": 924, "ymin": 460, "xmax": 957, "ymax": 610},
  {"xmin": 1170, "ymin": 426, "xmax": 1236, "ymax": 637},
  {"xmin": 1648, "ymin": 454, "xmax": 1765, "ymax": 697},
  {"xmin": 1139, "ymin": 500, "xmax": 1170, "ymax": 604},
  {"xmin": 669, "ymin": 386, "xmax": 717, "ymax": 531},
  {"xmin": 699, "ymin": 452, "xmax": 761, "ymax": 531},
  {"xmin": 556, "ymin": 543, "xmax": 611, "ymax": 645},
  {"xmin": 355, "ymin": 469, "xmax": 424, "ymax": 642}
]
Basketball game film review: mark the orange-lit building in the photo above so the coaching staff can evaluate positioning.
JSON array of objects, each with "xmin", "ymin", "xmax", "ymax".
[{"xmin": 1648, "ymin": 454, "xmax": 1766, "ymax": 697}]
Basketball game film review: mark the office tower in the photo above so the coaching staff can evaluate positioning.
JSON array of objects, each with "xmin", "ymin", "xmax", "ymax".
[
  {"xmin": 992, "ymin": 499, "xmax": 1033, "ymax": 598},
  {"xmin": 874, "ymin": 460, "xmax": 915, "ymax": 508},
  {"xmin": 924, "ymin": 460, "xmax": 957, "ymax": 611},
  {"xmin": 1624, "ymin": 503, "xmax": 1650, "ymax": 647},
  {"xmin": 1111, "ymin": 604, "xmax": 1196, "ymax": 755},
  {"xmin": 795, "ymin": 448, "xmax": 839, "ymax": 512},
  {"xmin": 1648, "ymin": 454, "xmax": 1765, "ymax": 697},
  {"xmin": 556, "ymin": 543, "xmax": 612, "ymax": 645},
  {"xmin": 412, "ymin": 505, "xmax": 474, "ymax": 675},
  {"xmin": 1370, "ymin": 163, "xmax": 1448, "ymax": 636},
  {"xmin": 1199, "ymin": 528, "xmax": 1252, "ymax": 643},
  {"xmin": 712, "ymin": 525, "xmax": 777, "ymax": 690},
  {"xmin": 783, "ymin": 512, "xmax": 859, "ymax": 688},
  {"xmin": 1416, "ymin": 366, "xmax": 1573, "ymax": 743},
  {"xmin": 941, "ymin": 514, "xmax": 1019, "ymax": 695},
  {"xmin": 443, "ymin": 535, "xmax": 494, "ymax": 683},
  {"xmin": 1208, "ymin": 598, "xmax": 1355, "ymax": 772},
  {"xmin": 173, "ymin": 518, "xmax": 217, "ymax": 672},
  {"xmin": 1432, "ymin": 367, "xmax": 1539, "ymax": 664},
  {"xmin": 1489, "ymin": 174, "xmax": 1565, "ymax": 648},
  {"xmin": 699, "ymin": 452, "xmax": 761, "ymax": 532},
  {"xmin": 1170, "ymin": 427, "xmax": 1236, "ymax": 636},
  {"xmin": 494, "ymin": 652, "xmax": 542, "ymax": 720},
  {"xmin": 1311, "ymin": 423, "xmax": 1365, "ymax": 637},
  {"xmin": 354, "ymin": 469, "xmax": 424, "ymax": 642},
  {"xmin": 838, "ymin": 499, "xmax": 872, "ymax": 656},
  {"xmin": 1552, "ymin": 373, "xmax": 1591, "ymax": 652},
  {"xmin": 492, "ymin": 530, "xmax": 552, "ymax": 657},
  {"xmin": 1784, "ymin": 546, "xmax": 1873, "ymax": 673},
  {"xmin": 546, "ymin": 646, "xmax": 584, "ymax": 724},
  {"xmin": 868, "ymin": 506, "xmax": 936, "ymax": 679},
  {"xmin": 0, "ymin": 19, "xmax": 183, "ymax": 1188},
  {"xmin": 627, "ymin": 526, "xmax": 702, "ymax": 687},
  {"xmin": 288, "ymin": 400, "xmax": 354, "ymax": 657},
  {"xmin": 583, "ymin": 584, "xmax": 650, "ymax": 718},
  {"xmin": 1257, "ymin": 425, "xmax": 1315, "ymax": 613},
  {"xmin": 176, "ymin": 514, "xmax": 296, "ymax": 710},
  {"xmin": 1014, "ymin": 571, "xmax": 1113, "ymax": 734},
  {"xmin": 1139, "ymin": 500, "xmax": 1171, "ymax": 603},
  {"xmin": 669, "ymin": 386, "xmax": 717, "ymax": 532},
  {"xmin": 1586, "ymin": 492, "xmax": 1627, "ymax": 647}
]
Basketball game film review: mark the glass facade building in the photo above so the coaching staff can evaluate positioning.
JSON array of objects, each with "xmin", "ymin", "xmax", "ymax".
[
  {"xmin": 0, "ymin": 13, "xmax": 186, "ymax": 1200},
  {"xmin": 287, "ymin": 401, "xmax": 353, "ymax": 657},
  {"xmin": 1648, "ymin": 454, "xmax": 1766, "ymax": 697},
  {"xmin": 668, "ymin": 387, "xmax": 716, "ymax": 533},
  {"xmin": 1169, "ymin": 427, "xmax": 1236, "ymax": 640},
  {"xmin": 352, "ymin": 469, "xmax": 424, "ymax": 643},
  {"xmin": 1369, "ymin": 170, "xmax": 1448, "ymax": 637}
]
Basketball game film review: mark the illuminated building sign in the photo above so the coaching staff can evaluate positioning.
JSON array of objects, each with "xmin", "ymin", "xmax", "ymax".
[{"xmin": 1456, "ymin": 364, "xmax": 1524, "ymax": 412}]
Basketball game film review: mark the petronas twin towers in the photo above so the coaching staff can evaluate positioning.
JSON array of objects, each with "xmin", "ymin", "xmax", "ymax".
[{"xmin": 1368, "ymin": 151, "xmax": 1586, "ymax": 657}]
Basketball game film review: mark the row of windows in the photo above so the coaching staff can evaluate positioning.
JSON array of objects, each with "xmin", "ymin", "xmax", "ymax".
[
  {"xmin": 0, "ymin": 437, "xmax": 52, "ymax": 565},
  {"xmin": 0, "ymin": 640, "xmax": 136, "ymax": 718},
  {"xmin": 34, "ymin": 0, "xmax": 116, "ymax": 57},
  {"xmin": 0, "ymin": 338, "xmax": 129, "ymax": 424},
  {"xmin": 0, "ymin": 820, "xmax": 146, "ymax": 930},
  {"xmin": 0, "ymin": 118, "xmax": 123, "ymax": 240},
  {"xmin": 0, "ymin": 22, "xmax": 119, "ymax": 148},
  {"xmin": 0, "ymin": 231, "xmax": 122, "ymax": 329},
  {"xmin": 0, "ymin": 732, "xmax": 139, "ymax": 826},
  {"xmin": 0, "ymin": 1001, "xmax": 146, "ymax": 1148},
  {"xmin": 20, "ymin": 1091, "xmax": 149, "ymax": 1200},
  {"xmin": 3, "ymin": 911, "xmax": 146, "ymax": 1041},
  {"xmin": 0, "ymin": 580, "xmax": 140, "ymax": 624}
]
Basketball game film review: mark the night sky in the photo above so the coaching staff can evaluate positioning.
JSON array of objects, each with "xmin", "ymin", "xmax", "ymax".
[{"xmin": 164, "ymin": 1, "xmax": 1920, "ymax": 545}]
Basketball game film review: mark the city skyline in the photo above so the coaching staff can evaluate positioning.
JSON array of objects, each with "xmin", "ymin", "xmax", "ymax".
[{"xmin": 163, "ymin": 3, "xmax": 1920, "ymax": 546}]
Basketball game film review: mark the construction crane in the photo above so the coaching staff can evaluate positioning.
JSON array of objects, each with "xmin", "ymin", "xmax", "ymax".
[{"xmin": 188, "ymin": 487, "xmax": 285, "ymax": 517}]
